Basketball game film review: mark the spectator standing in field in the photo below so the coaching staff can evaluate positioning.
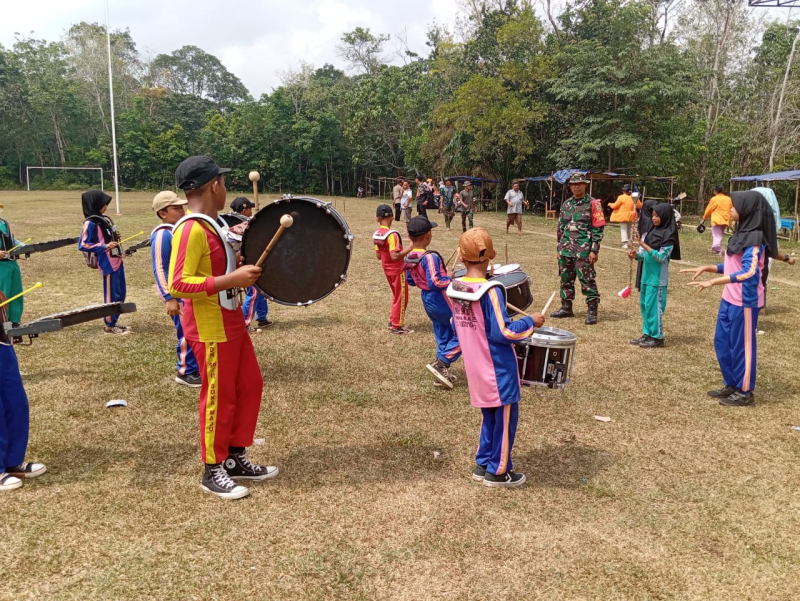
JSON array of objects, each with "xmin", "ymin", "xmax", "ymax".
[
  {"xmin": 459, "ymin": 181, "xmax": 475, "ymax": 232},
  {"xmin": 505, "ymin": 182, "xmax": 528, "ymax": 236},
  {"xmin": 440, "ymin": 178, "xmax": 457, "ymax": 230},
  {"xmin": 392, "ymin": 178, "xmax": 404, "ymax": 221},
  {"xmin": 416, "ymin": 175, "xmax": 433, "ymax": 218},
  {"xmin": 703, "ymin": 185, "xmax": 733, "ymax": 256},
  {"xmin": 400, "ymin": 180, "xmax": 413, "ymax": 223},
  {"xmin": 609, "ymin": 184, "xmax": 635, "ymax": 249}
]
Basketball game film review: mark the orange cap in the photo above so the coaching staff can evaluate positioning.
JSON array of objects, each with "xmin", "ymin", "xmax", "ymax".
[{"xmin": 459, "ymin": 228, "xmax": 494, "ymax": 262}]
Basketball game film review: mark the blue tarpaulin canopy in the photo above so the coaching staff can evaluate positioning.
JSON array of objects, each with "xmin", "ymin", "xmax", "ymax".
[
  {"xmin": 444, "ymin": 175, "xmax": 501, "ymax": 185},
  {"xmin": 730, "ymin": 169, "xmax": 800, "ymax": 182}
]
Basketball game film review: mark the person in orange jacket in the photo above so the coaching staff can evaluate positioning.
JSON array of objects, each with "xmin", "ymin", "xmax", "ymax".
[
  {"xmin": 609, "ymin": 184, "xmax": 636, "ymax": 249},
  {"xmin": 703, "ymin": 185, "xmax": 733, "ymax": 255}
]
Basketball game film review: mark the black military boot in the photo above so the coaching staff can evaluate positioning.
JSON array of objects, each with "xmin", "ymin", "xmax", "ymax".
[
  {"xmin": 585, "ymin": 300, "xmax": 599, "ymax": 325},
  {"xmin": 550, "ymin": 300, "xmax": 574, "ymax": 318}
]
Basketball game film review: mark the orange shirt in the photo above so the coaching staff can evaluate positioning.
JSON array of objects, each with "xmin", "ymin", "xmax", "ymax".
[
  {"xmin": 609, "ymin": 193, "xmax": 635, "ymax": 223},
  {"xmin": 169, "ymin": 218, "xmax": 245, "ymax": 343},
  {"xmin": 703, "ymin": 193, "xmax": 733, "ymax": 226}
]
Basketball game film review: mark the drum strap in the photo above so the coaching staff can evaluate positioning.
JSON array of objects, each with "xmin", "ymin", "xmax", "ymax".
[
  {"xmin": 172, "ymin": 213, "xmax": 239, "ymax": 311},
  {"xmin": 404, "ymin": 250, "xmax": 444, "ymax": 266},
  {"xmin": 0, "ymin": 217, "xmax": 13, "ymax": 253},
  {"xmin": 372, "ymin": 229, "xmax": 399, "ymax": 242},
  {"xmin": 151, "ymin": 223, "xmax": 173, "ymax": 236},
  {"xmin": 445, "ymin": 279, "xmax": 504, "ymax": 302}
]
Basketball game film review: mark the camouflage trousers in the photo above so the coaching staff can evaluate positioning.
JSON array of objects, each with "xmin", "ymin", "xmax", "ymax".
[
  {"xmin": 461, "ymin": 210, "xmax": 473, "ymax": 232},
  {"xmin": 558, "ymin": 255, "xmax": 599, "ymax": 303}
]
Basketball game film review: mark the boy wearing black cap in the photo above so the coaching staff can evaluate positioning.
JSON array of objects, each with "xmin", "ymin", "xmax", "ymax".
[
  {"xmin": 169, "ymin": 155, "xmax": 278, "ymax": 500},
  {"xmin": 404, "ymin": 216, "xmax": 461, "ymax": 388},
  {"xmin": 373, "ymin": 204, "xmax": 413, "ymax": 334},
  {"xmin": 230, "ymin": 197, "xmax": 273, "ymax": 330}
]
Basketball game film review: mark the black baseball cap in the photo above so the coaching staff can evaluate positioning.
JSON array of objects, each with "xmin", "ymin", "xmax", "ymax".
[
  {"xmin": 376, "ymin": 204, "xmax": 393, "ymax": 218},
  {"xmin": 231, "ymin": 197, "xmax": 255, "ymax": 213},
  {"xmin": 407, "ymin": 216, "xmax": 438, "ymax": 237},
  {"xmin": 175, "ymin": 156, "xmax": 231, "ymax": 190}
]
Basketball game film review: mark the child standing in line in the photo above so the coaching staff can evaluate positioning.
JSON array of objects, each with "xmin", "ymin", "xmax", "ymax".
[
  {"xmin": 628, "ymin": 203, "xmax": 681, "ymax": 349},
  {"xmin": 681, "ymin": 191, "xmax": 777, "ymax": 407},
  {"xmin": 150, "ymin": 191, "xmax": 201, "ymax": 387},
  {"xmin": 78, "ymin": 190, "xmax": 130, "ymax": 335},
  {"xmin": 373, "ymin": 204, "xmax": 413, "ymax": 335},
  {"xmin": 0, "ymin": 298, "xmax": 46, "ymax": 492},
  {"xmin": 0, "ymin": 205, "xmax": 25, "ymax": 325},
  {"xmin": 229, "ymin": 197, "xmax": 274, "ymax": 330},
  {"xmin": 404, "ymin": 216, "xmax": 461, "ymax": 389},
  {"xmin": 447, "ymin": 228, "xmax": 544, "ymax": 487}
]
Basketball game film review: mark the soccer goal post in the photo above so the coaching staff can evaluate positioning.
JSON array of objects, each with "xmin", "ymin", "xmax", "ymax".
[{"xmin": 26, "ymin": 166, "xmax": 104, "ymax": 192}]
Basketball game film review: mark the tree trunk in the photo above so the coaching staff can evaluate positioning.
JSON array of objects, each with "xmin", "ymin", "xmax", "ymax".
[{"xmin": 768, "ymin": 26, "xmax": 800, "ymax": 171}]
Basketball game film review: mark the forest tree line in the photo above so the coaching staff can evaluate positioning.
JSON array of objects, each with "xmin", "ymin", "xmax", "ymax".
[{"xmin": 1, "ymin": 0, "xmax": 799, "ymax": 210}]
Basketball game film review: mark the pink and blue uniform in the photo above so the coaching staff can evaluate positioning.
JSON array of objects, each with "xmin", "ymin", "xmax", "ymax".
[
  {"xmin": 447, "ymin": 278, "xmax": 535, "ymax": 475},
  {"xmin": 242, "ymin": 286, "xmax": 268, "ymax": 325},
  {"xmin": 78, "ymin": 218, "xmax": 126, "ymax": 327},
  {"xmin": 405, "ymin": 250, "xmax": 461, "ymax": 366},
  {"xmin": 714, "ymin": 245, "xmax": 764, "ymax": 394},
  {"xmin": 151, "ymin": 224, "xmax": 198, "ymax": 376}
]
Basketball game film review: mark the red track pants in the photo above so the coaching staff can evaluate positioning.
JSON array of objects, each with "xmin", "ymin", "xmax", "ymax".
[
  {"xmin": 189, "ymin": 335, "xmax": 263, "ymax": 464},
  {"xmin": 386, "ymin": 271, "xmax": 409, "ymax": 329}
]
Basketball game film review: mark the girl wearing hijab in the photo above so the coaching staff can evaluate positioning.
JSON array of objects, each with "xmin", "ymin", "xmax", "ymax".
[
  {"xmin": 77, "ymin": 190, "xmax": 130, "ymax": 335},
  {"xmin": 629, "ymin": 203, "xmax": 680, "ymax": 348},
  {"xmin": 680, "ymin": 190, "xmax": 778, "ymax": 406},
  {"xmin": 634, "ymin": 198, "xmax": 658, "ymax": 291}
]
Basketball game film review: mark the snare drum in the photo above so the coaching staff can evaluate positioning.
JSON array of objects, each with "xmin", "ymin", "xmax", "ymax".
[
  {"xmin": 514, "ymin": 326, "xmax": 577, "ymax": 389},
  {"xmin": 218, "ymin": 212, "xmax": 249, "ymax": 228},
  {"xmin": 241, "ymin": 196, "xmax": 353, "ymax": 306},
  {"xmin": 492, "ymin": 263, "xmax": 521, "ymax": 276},
  {"xmin": 453, "ymin": 264, "xmax": 501, "ymax": 279},
  {"xmin": 493, "ymin": 272, "xmax": 533, "ymax": 311}
]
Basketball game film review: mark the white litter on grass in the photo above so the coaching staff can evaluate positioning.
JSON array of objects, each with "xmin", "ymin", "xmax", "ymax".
[
  {"xmin": 433, "ymin": 451, "xmax": 440, "ymax": 459},
  {"xmin": 254, "ymin": 438, "xmax": 265, "ymax": 445},
  {"xmin": 594, "ymin": 415, "xmax": 612, "ymax": 423},
  {"xmin": 757, "ymin": 330, "xmax": 765, "ymax": 335},
  {"xmin": 106, "ymin": 399, "xmax": 127, "ymax": 408}
]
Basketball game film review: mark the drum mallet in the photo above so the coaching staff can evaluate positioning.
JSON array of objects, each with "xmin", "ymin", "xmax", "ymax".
[
  {"xmin": 249, "ymin": 171, "xmax": 260, "ymax": 210},
  {"xmin": 255, "ymin": 214, "xmax": 294, "ymax": 267},
  {"xmin": 118, "ymin": 231, "xmax": 145, "ymax": 245},
  {"xmin": 0, "ymin": 282, "xmax": 42, "ymax": 308},
  {"xmin": 8, "ymin": 238, "xmax": 32, "ymax": 253},
  {"xmin": 445, "ymin": 244, "xmax": 460, "ymax": 267}
]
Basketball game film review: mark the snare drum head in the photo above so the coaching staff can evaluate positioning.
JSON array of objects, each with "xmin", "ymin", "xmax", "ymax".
[
  {"xmin": 531, "ymin": 326, "xmax": 578, "ymax": 344},
  {"xmin": 241, "ymin": 197, "xmax": 352, "ymax": 305},
  {"xmin": 492, "ymin": 272, "xmax": 528, "ymax": 287},
  {"xmin": 493, "ymin": 263, "xmax": 521, "ymax": 276},
  {"xmin": 453, "ymin": 268, "xmax": 467, "ymax": 278}
]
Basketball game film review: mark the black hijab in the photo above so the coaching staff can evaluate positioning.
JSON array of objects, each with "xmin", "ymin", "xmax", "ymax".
[
  {"xmin": 644, "ymin": 203, "xmax": 681, "ymax": 260},
  {"xmin": 637, "ymin": 198, "xmax": 658, "ymax": 237},
  {"xmin": 81, "ymin": 190, "xmax": 114, "ymax": 240},
  {"xmin": 728, "ymin": 191, "xmax": 778, "ymax": 259}
]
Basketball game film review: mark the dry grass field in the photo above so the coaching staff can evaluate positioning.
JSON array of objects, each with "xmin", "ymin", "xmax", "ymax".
[{"xmin": 2, "ymin": 190, "xmax": 800, "ymax": 600}]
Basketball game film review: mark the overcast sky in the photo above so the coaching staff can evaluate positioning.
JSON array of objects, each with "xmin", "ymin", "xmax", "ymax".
[{"xmin": 1, "ymin": 0, "xmax": 462, "ymax": 97}]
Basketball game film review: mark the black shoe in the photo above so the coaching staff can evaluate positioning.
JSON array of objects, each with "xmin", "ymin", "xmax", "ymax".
[
  {"xmin": 175, "ymin": 372, "xmax": 202, "ymax": 387},
  {"xmin": 719, "ymin": 391, "xmax": 755, "ymax": 407},
  {"xmin": 223, "ymin": 451, "xmax": 279, "ymax": 481},
  {"xmin": 201, "ymin": 463, "xmax": 250, "ymax": 499},
  {"xmin": 550, "ymin": 300, "xmax": 574, "ymax": 318},
  {"xmin": 585, "ymin": 301, "xmax": 599, "ymax": 326},
  {"xmin": 256, "ymin": 319, "xmax": 274, "ymax": 328},
  {"xmin": 483, "ymin": 471, "xmax": 526, "ymax": 488},
  {"xmin": 707, "ymin": 385, "xmax": 737, "ymax": 398},
  {"xmin": 630, "ymin": 335, "xmax": 648, "ymax": 345},
  {"xmin": 639, "ymin": 337, "xmax": 664, "ymax": 348},
  {"xmin": 426, "ymin": 359, "xmax": 454, "ymax": 389},
  {"xmin": 472, "ymin": 465, "xmax": 487, "ymax": 481},
  {"xmin": 390, "ymin": 327, "xmax": 414, "ymax": 335}
]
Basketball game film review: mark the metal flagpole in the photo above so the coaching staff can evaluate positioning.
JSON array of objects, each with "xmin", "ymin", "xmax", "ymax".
[{"xmin": 105, "ymin": 0, "xmax": 121, "ymax": 214}]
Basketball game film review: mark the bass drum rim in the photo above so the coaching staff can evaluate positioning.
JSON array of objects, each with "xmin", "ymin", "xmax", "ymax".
[{"xmin": 240, "ymin": 196, "xmax": 353, "ymax": 306}]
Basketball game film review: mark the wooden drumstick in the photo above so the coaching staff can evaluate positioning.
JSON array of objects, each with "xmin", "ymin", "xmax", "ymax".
[
  {"xmin": 8, "ymin": 238, "xmax": 32, "ymax": 253},
  {"xmin": 255, "ymin": 214, "xmax": 294, "ymax": 267},
  {"xmin": 506, "ymin": 301, "xmax": 530, "ymax": 317},
  {"xmin": 541, "ymin": 291, "xmax": 557, "ymax": 316},
  {"xmin": 505, "ymin": 242, "xmax": 508, "ymax": 265},
  {"xmin": 0, "ymin": 282, "xmax": 42, "ymax": 308},
  {"xmin": 445, "ymin": 245, "xmax": 460, "ymax": 267}
]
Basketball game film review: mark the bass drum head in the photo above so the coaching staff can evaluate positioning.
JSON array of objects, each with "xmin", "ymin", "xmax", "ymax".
[
  {"xmin": 218, "ymin": 212, "xmax": 248, "ymax": 228},
  {"xmin": 241, "ymin": 197, "xmax": 352, "ymax": 306}
]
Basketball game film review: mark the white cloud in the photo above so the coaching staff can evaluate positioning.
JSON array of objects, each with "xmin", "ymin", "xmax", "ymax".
[{"xmin": 0, "ymin": 0, "xmax": 461, "ymax": 96}]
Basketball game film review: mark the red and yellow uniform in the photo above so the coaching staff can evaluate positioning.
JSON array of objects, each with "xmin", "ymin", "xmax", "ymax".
[
  {"xmin": 373, "ymin": 226, "xmax": 408, "ymax": 329},
  {"xmin": 169, "ymin": 217, "xmax": 263, "ymax": 464}
]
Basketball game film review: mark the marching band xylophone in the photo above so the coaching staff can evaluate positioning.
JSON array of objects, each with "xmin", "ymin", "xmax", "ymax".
[
  {"xmin": 9, "ymin": 237, "xmax": 80, "ymax": 259},
  {"xmin": 2, "ymin": 302, "xmax": 137, "ymax": 345}
]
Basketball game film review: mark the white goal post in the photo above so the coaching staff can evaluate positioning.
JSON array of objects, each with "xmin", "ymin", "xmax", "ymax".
[{"xmin": 26, "ymin": 166, "xmax": 104, "ymax": 192}]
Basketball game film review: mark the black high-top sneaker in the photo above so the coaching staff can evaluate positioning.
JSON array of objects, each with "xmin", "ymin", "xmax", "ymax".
[
  {"xmin": 201, "ymin": 463, "xmax": 250, "ymax": 499},
  {"xmin": 426, "ymin": 359, "xmax": 454, "ymax": 389},
  {"xmin": 224, "ymin": 451, "xmax": 279, "ymax": 481}
]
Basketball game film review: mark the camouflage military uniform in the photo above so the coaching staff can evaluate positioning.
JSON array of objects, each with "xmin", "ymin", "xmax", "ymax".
[{"xmin": 557, "ymin": 195, "xmax": 604, "ymax": 303}]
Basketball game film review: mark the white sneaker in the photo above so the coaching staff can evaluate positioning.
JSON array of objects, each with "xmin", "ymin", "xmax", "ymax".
[
  {"xmin": 104, "ymin": 326, "xmax": 131, "ymax": 336},
  {"xmin": 0, "ymin": 473, "xmax": 23, "ymax": 491},
  {"xmin": 7, "ymin": 462, "xmax": 47, "ymax": 479}
]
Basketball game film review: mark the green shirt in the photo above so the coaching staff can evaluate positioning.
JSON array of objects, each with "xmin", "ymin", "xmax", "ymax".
[
  {"xmin": 557, "ymin": 196, "xmax": 604, "ymax": 258},
  {"xmin": 636, "ymin": 245, "xmax": 673, "ymax": 286}
]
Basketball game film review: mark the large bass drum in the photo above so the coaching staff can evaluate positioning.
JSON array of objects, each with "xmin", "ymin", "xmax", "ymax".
[{"xmin": 240, "ymin": 196, "xmax": 353, "ymax": 306}]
